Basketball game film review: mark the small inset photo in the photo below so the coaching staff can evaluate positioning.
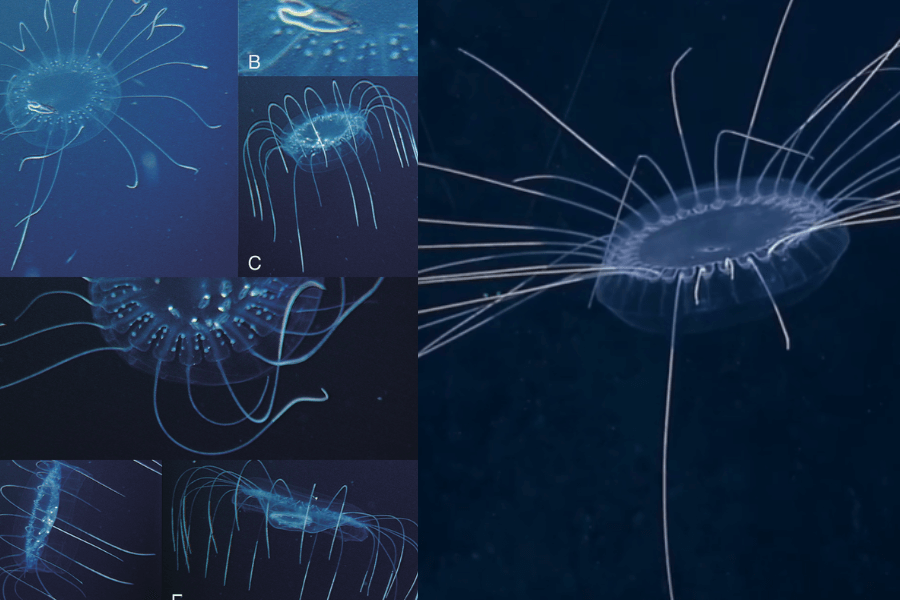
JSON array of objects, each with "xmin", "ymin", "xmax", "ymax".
[
  {"xmin": 0, "ymin": 0, "xmax": 236, "ymax": 276},
  {"xmin": 164, "ymin": 460, "xmax": 418, "ymax": 600},
  {"xmin": 0, "ymin": 278, "xmax": 416, "ymax": 458},
  {"xmin": 239, "ymin": 0, "xmax": 417, "ymax": 76},
  {"xmin": 0, "ymin": 460, "xmax": 161, "ymax": 600},
  {"xmin": 238, "ymin": 76, "xmax": 417, "ymax": 276}
]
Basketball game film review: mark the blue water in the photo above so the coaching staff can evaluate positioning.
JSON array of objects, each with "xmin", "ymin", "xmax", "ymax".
[
  {"xmin": 0, "ymin": 1, "xmax": 237, "ymax": 276},
  {"xmin": 0, "ymin": 278, "xmax": 417, "ymax": 458}
]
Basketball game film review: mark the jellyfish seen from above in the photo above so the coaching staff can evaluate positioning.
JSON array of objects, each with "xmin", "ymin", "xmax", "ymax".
[{"xmin": 0, "ymin": 0, "xmax": 229, "ymax": 275}]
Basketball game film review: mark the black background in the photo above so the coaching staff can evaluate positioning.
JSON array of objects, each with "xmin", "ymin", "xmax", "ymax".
[
  {"xmin": 0, "ymin": 278, "xmax": 416, "ymax": 460},
  {"xmin": 420, "ymin": 1, "xmax": 900, "ymax": 598}
]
